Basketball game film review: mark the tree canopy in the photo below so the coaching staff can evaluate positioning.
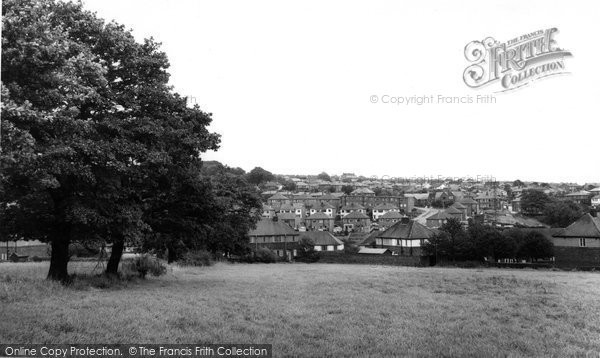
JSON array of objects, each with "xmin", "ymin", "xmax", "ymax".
[{"xmin": 0, "ymin": 0, "xmax": 260, "ymax": 281}]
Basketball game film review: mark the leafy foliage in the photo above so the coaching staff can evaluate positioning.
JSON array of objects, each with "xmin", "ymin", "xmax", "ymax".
[
  {"xmin": 296, "ymin": 237, "xmax": 320, "ymax": 263},
  {"xmin": 0, "ymin": 0, "xmax": 259, "ymax": 281}
]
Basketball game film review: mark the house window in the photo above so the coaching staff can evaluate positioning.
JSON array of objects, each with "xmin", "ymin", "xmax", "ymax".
[{"xmin": 579, "ymin": 238, "xmax": 586, "ymax": 247}]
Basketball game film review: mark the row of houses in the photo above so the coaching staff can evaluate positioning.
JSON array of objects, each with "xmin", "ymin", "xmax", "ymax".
[{"xmin": 249, "ymin": 211, "xmax": 600, "ymax": 268}]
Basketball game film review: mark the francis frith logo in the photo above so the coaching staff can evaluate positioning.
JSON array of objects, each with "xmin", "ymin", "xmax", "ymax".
[{"xmin": 463, "ymin": 28, "xmax": 572, "ymax": 92}]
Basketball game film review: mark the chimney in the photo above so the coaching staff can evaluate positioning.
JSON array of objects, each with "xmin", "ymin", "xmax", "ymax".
[{"xmin": 401, "ymin": 216, "xmax": 410, "ymax": 224}]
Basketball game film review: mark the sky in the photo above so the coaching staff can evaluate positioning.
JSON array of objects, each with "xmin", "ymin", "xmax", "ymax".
[{"xmin": 82, "ymin": 0, "xmax": 599, "ymax": 184}]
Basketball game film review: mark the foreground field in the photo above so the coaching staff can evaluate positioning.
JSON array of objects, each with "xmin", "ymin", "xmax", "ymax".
[{"xmin": 1, "ymin": 262, "xmax": 600, "ymax": 357}]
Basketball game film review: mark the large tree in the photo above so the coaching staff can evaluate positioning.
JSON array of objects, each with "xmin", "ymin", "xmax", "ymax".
[
  {"xmin": 245, "ymin": 167, "xmax": 274, "ymax": 186},
  {"xmin": 520, "ymin": 190, "xmax": 551, "ymax": 216},
  {"xmin": 542, "ymin": 200, "xmax": 585, "ymax": 228},
  {"xmin": 1, "ymin": 0, "xmax": 220, "ymax": 281}
]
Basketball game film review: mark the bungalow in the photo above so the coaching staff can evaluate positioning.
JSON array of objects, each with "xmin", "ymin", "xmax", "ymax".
[
  {"xmin": 342, "ymin": 211, "xmax": 371, "ymax": 233},
  {"xmin": 300, "ymin": 231, "xmax": 344, "ymax": 252},
  {"xmin": 375, "ymin": 217, "xmax": 436, "ymax": 256},
  {"xmin": 304, "ymin": 212, "xmax": 335, "ymax": 231},
  {"xmin": 552, "ymin": 213, "xmax": 600, "ymax": 267},
  {"xmin": 372, "ymin": 203, "xmax": 400, "ymax": 221},
  {"xmin": 248, "ymin": 218, "xmax": 300, "ymax": 260}
]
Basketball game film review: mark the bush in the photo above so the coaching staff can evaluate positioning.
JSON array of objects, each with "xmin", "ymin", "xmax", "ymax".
[
  {"xmin": 344, "ymin": 243, "xmax": 359, "ymax": 254},
  {"xmin": 296, "ymin": 238, "xmax": 320, "ymax": 263},
  {"xmin": 253, "ymin": 248, "xmax": 279, "ymax": 263},
  {"xmin": 179, "ymin": 250, "xmax": 213, "ymax": 267},
  {"xmin": 122, "ymin": 254, "xmax": 167, "ymax": 278}
]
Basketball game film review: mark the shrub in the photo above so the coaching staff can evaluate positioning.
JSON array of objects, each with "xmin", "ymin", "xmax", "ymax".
[
  {"xmin": 122, "ymin": 254, "xmax": 167, "ymax": 278},
  {"xmin": 296, "ymin": 238, "xmax": 320, "ymax": 263},
  {"xmin": 179, "ymin": 250, "xmax": 213, "ymax": 267},
  {"xmin": 344, "ymin": 243, "xmax": 359, "ymax": 254},
  {"xmin": 254, "ymin": 248, "xmax": 279, "ymax": 263}
]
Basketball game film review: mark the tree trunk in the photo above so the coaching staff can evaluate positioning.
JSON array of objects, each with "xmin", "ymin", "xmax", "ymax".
[
  {"xmin": 47, "ymin": 238, "xmax": 70, "ymax": 283},
  {"xmin": 106, "ymin": 236, "xmax": 125, "ymax": 276}
]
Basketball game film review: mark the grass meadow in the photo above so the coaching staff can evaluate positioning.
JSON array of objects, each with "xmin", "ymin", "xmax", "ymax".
[{"xmin": 1, "ymin": 262, "xmax": 600, "ymax": 357}]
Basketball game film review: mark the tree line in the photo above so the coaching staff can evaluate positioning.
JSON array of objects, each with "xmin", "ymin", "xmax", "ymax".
[
  {"xmin": 422, "ymin": 218, "xmax": 554, "ymax": 264},
  {"xmin": 0, "ymin": 0, "xmax": 262, "ymax": 282}
]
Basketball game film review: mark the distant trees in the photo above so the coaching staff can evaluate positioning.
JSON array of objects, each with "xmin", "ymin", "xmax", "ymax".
[
  {"xmin": 513, "ymin": 180, "xmax": 524, "ymax": 187},
  {"xmin": 341, "ymin": 185, "xmax": 354, "ymax": 195},
  {"xmin": 245, "ymin": 167, "xmax": 274, "ymax": 186},
  {"xmin": 542, "ymin": 200, "xmax": 584, "ymax": 228},
  {"xmin": 317, "ymin": 172, "xmax": 331, "ymax": 182},
  {"xmin": 423, "ymin": 222, "xmax": 554, "ymax": 264},
  {"xmin": 521, "ymin": 190, "xmax": 551, "ymax": 216}
]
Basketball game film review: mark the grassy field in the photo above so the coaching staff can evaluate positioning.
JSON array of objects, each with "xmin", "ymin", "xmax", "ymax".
[{"xmin": 1, "ymin": 262, "xmax": 600, "ymax": 357}]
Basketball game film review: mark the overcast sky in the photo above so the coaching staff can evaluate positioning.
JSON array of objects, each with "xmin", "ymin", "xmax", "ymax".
[{"xmin": 83, "ymin": 0, "xmax": 599, "ymax": 184}]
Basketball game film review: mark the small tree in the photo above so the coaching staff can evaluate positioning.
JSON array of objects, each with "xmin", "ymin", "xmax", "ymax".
[
  {"xmin": 317, "ymin": 172, "xmax": 331, "ymax": 182},
  {"xmin": 517, "ymin": 231, "xmax": 554, "ymax": 262},
  {"xmin": 341, "ymin": 185, "xmax": 354, "ymax": 195},
  {"xmin": 296, "ymin": 237, "xmax": 320, "ymax": 262}
]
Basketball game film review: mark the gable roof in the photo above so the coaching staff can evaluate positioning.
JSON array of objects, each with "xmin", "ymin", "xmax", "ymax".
[
  {"xmin": 248, "ymin": 219, "xmax": 298, "ymax": 237},
  {"xmin": 351, "ymin": 188, "xmax": 375, "ymax": 195},
  {"xmin": 451, "ymin": 202, "xmax": 466, "ymax": 210},
  {"xmin": 553, "ymin": 214, "xmax": 600, "ymax": 238},
  {"xmin": 277, "ymin": 212, "xmax": 297, "ymax": 220},
  {"xmin": 341, "ymin": 203, "xmax": 366, "ymax": 210},
  {"xmin": 300, "ymin": 231, "xmax": 343, "ymax": 246},
  {"xmin": 460, "ymin": 197, "xmax": 478, "ymax": 205},
  {"xmin": 426, "ymin": 211, "xmax": 453, "ymax": 221},
  {"xmin": 305, "ymin": 212, "xmax": 333, "ymax": 220},
  {"xmin": 377, "ymin": 220, "xmax": 436, "ymax": 240},
  {"xmin": 358, "ymin": 230, "xmax": 382, "ymax": 246},
  {"xmin": 445, "ymin": 206, "xmax": 462, "ymax": 214},
  {"xmin": 380, "ymin": 211, "xmax": 403, "ymax": 219},
  {"xmin": 373, "ymin": 203, "xmax": 399, "ymax": 210},
  {"xmin": 343, "ymin": 211, "xmax": 370, "ymax": 220}
]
